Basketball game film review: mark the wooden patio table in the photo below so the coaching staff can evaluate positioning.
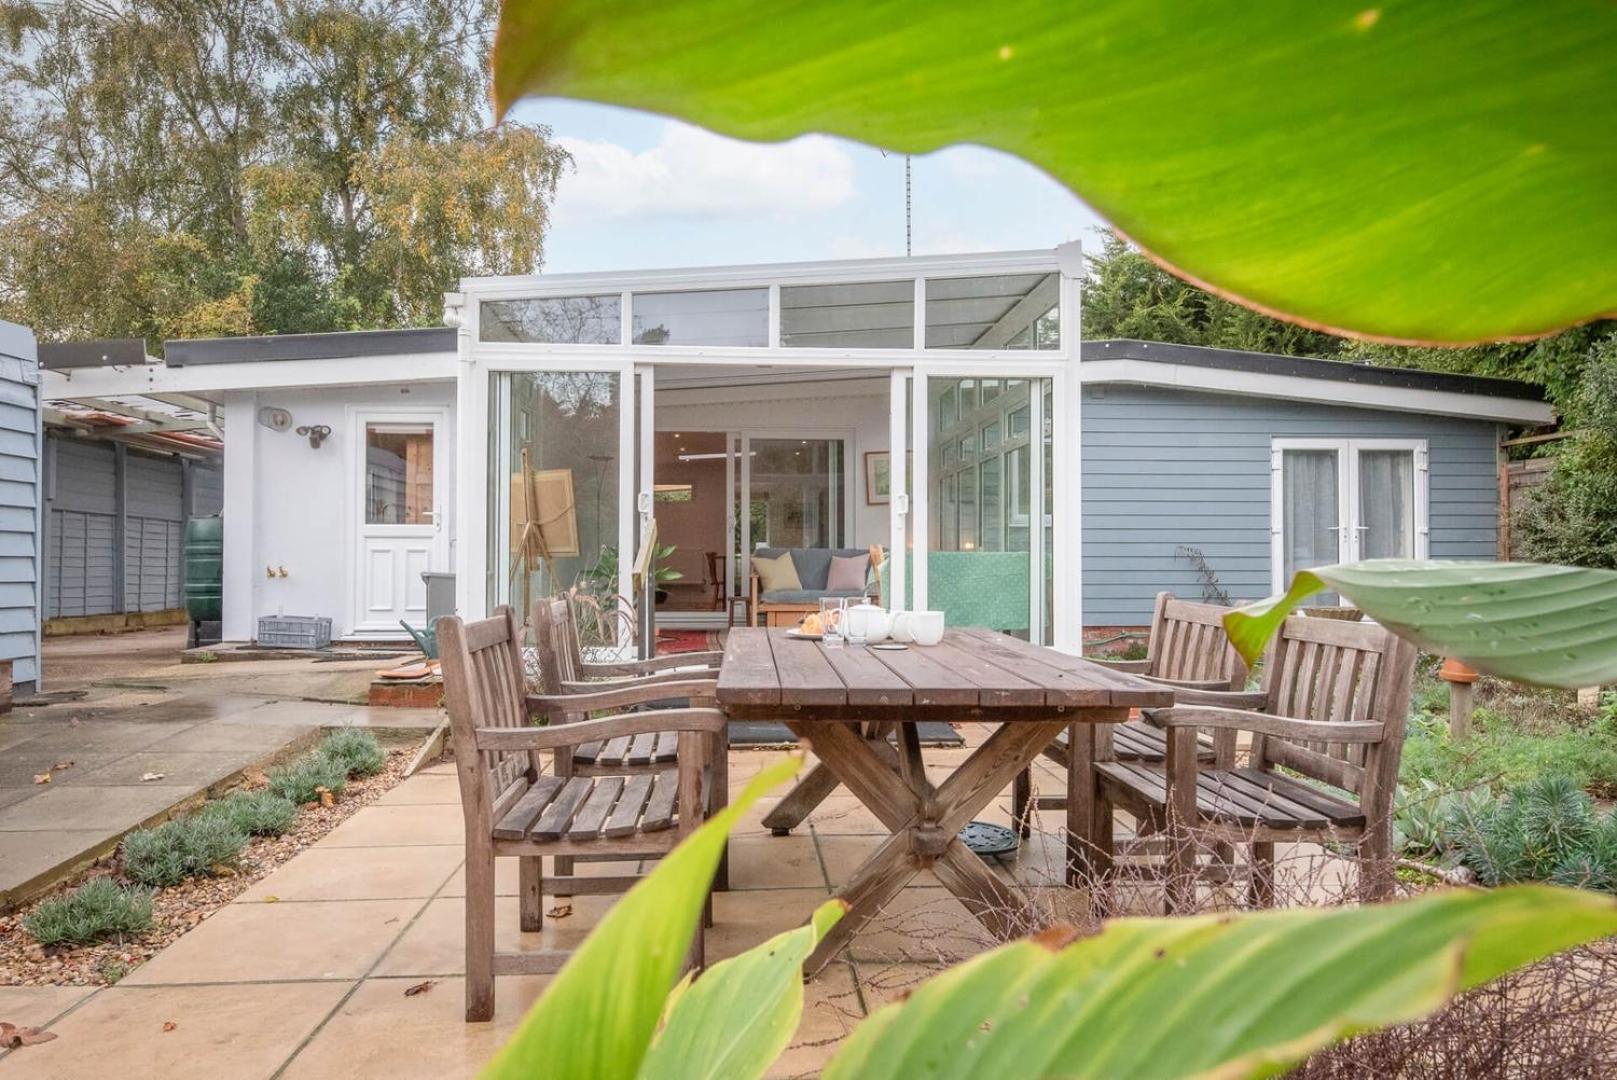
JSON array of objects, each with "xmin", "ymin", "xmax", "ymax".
[{"xmin": 716, "ymin": 626, "xmax": 1173, "ymax": 973}]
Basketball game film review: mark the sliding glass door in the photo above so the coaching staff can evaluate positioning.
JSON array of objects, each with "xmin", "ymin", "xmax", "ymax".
[{"xmin": 1272, "ymin": 438, "xmax": 1428, "ymax": 594}]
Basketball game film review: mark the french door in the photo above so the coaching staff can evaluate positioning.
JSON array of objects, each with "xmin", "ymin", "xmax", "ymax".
[{"xmin": 1271, "ymin": 438, "xmax": 1429, "ymax": 593}]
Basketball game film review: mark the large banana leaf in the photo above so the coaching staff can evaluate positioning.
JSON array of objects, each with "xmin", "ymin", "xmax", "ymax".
[
  {"xmin": 482, "ymin": 755, "xmax": 805, "ymax": 1080},
  {"xmin": 640, "ymin": 899, "xmax": 846, "ymax": 1080},
  {"xmin": 1223, "ymin": 560, "xmax": 1617, "ymax": 688},
  {"xmin": 491, "ymin": 1, "xmax": 1617, "ymax": 344},
  {"xmin": 822, "ymin": 885, "xmax": 1617, "ymax": 1079}
]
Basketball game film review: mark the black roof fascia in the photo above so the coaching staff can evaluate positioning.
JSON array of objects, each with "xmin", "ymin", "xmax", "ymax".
[
  {"xmin": 164, "ymin": 327, "xmax": 456, "ymax": 367},
  {"xmin": 39, "ymin": 338, "xmax": 149, "ymax": 371}
]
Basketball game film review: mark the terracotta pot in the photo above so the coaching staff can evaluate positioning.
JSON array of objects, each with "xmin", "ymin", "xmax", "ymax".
[{"xmin": 1439, "ymin": 657, "xmax": 1479, "ymax": 684}]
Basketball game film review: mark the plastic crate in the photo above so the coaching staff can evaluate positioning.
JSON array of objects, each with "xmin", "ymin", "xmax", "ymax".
[{"xmin": 256, "ymin": 615, "xmax": 333, "ymax": 650}]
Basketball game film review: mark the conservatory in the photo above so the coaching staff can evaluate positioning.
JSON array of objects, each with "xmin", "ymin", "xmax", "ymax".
[{"xmin": 446, "ymin": 245, "xmax": 1086, "ymax": 650}]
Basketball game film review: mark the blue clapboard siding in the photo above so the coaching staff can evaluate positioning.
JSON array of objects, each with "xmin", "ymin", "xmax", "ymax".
[
  {"xmin": 0, "ymin": 321, "xmax": 40, "ymax": 687},
  {"xmin": 1082, "ymin": 385, "xmax": 1501, "ymax": 627}
]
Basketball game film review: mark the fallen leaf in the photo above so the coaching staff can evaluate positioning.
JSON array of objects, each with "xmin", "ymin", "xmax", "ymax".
[
  {"xmin": 316, "ymin": 786, "xmax": 335, "ymax": 808},
  {"xmin": 208, "ymin": 863, "xmax": 237, "ymax": 878},
  {"xmin": 383, "ymin": 916, "xmax": 400, "ymax": 925},
  {"xmin": 546, "ymin": 903, "xmax": 573, "ymax": 919},
  {"xmin": 0, "ymin": 1022, "xmax": 58, "ymax": 1048},
  {"xmin": 161, "ymin": 1021, "xmax": 177, "ymax": 1033},
  {"xmin": 140, "ymin": 772, "xmax": 165, "ymax": 782},
  {"xmin": 263, "ymin": 895, "xmax": 279, "ymax": 903},
  {"xmin": 403, "ymin": 980, "xmax": 436, "ymax": 997},
  {"xmin": 51, "ymin": 760, "xmax": 74, "ymax": 771},
  {"xmin": 243, "ymin": 767, "xmax": 269, "ymax": 787},
  {"xmin": 31, "ymin": 772, "xmax": 50, "ymax": 785}
]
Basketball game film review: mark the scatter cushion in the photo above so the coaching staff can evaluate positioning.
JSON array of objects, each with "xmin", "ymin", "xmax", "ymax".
[
  {"xmin": 752, "ymin": 551, "xmax": 803, "ymax": 593},
  {"xmin": 826, "ymin": 554, "xmax": 870, "ymax": 592},
  {"xmin": 761, "ymin": 589, "xmax": 866, "ymax": 604}
]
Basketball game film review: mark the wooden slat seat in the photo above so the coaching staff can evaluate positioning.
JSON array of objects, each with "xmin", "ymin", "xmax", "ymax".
[
  {"xmin": 1048, "ymin": 720, "xmax": 1215, "ymax": 765},
  {"xmin": 1096, "ymin": 762, "xmax": 1365, "ymax": 830},
  {"xmin": 489, "ymin": 771, "xmax": 690, "ymax": 843},
  {"xmin": 574, "ymin": 731, "xmax": 681, "ymax": 768}
]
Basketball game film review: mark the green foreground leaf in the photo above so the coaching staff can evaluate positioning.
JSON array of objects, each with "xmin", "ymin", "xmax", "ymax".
[
  {"xmin": 1223, "ymin": 560, "xmax": 1617, "ymax": 688},
  {"xmin": 492, "ymin": 1, "xmax": 1617, "ymax": 344},
  {"xmin": 482, "ymin": 754, "xmax": 804, "ymax": 1080},
  {"xmin": 822, "ymin": 885, "xmax": 1617, "ymax": 1080},
  {"xmin": 641, "ymin": 899, "xmax": 846, "ymax": 1080}
]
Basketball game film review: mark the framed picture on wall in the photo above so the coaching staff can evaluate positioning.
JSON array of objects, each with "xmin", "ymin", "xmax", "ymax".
[{"xmin": 865, "ymin": 451, "xmax": 890, "ymax": 505}]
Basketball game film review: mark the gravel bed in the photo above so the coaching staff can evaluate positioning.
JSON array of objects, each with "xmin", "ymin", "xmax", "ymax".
[{"xmin": 0, "ymin": 742, "xmax": 427, "ymax": 987}]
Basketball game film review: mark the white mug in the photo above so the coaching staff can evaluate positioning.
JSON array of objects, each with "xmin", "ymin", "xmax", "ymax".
[
  {"xmin": 910, "ymin": 610, "xmax": 945, "ymax": 647},
  {"xmin": 889, "ymin": 611, "xmax": 915, "ymax": 643}
]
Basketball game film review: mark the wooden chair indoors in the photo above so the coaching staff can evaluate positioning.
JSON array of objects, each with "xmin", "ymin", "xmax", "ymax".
[
  {"xmin": 1014, "ymin": 593, "xmax": 1252, "ymax": 828},
  {"xmin": 533, "ymin": 596, "xmax": 730, "ymax": 889},
  {"xmin": 1093, "ymin": 613, "xmax": 1419, "ymax": 912},
  {"xmin": 438, "ymin": 606, "xmax": 724, "ymax": 1021}
]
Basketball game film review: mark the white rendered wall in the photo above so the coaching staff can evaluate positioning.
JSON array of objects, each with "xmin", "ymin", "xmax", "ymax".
[{"xmin": 221, "ymin": 381, "xmax": 455, "ymax": 641}]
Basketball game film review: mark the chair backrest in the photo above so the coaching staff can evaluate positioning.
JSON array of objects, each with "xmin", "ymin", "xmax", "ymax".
[
  {"xmin": 1252, "ymin": 614, "xmax": 1419, "ymax": 822},
  {"xmin": 531, "ymin": 597, "xmax": 580, "ymax": 696},
  {"xmin": 436, "ymin": 606, "xmax": 540, "ymax": 825},
  {"xmin": 1145, "ymin": 592, "xmax": 1249, "ymax": 689}
]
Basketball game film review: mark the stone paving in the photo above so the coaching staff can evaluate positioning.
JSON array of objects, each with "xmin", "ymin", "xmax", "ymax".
[
  {"xmin": 0, "ymin": 630, "xmax": 441, "ymax": 909},
  {"xmin": 0, "ymin": 726, "xmax": 1086, "ymax": 1079}
]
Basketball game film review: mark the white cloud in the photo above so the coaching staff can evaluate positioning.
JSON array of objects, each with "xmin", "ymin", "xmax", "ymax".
[
  {"xmin": 932, "ymin": 145, "xmax": 1014, "ymax": 181},
  {"xmin": 553, "ymin": 123, "xmax": 856, "ymax": 223},
  {"xmin": 825, "ymin": 234, "xmax": 901, "ymax": 260}
]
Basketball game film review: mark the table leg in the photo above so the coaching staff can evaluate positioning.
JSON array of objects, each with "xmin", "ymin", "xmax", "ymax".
[
  {"xmin": 802, "ymin": 828, "xmax": 919, "ymax": 975},
  {"xmin": 933, "ymin": 840, "xmax": 1022, "ymax": 941},
  {"xmin": 763, "ymin": 721, "xmax": 895, "ymax": 833},
  {"xmin": 1066, "ymin": 720, "xmax": 1095, "ymax": 887}
]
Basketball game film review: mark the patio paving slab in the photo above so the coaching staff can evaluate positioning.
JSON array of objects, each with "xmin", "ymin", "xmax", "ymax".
[
  {"xmin": 725, "ymin": 834, "xmax": 830, "ymax": 890},
  {"xmin": 319, "ymin": 803, "xmax": 473, "ymax": 848},
  {"xmin": 11, "ymin": 721, "xmax": 203, "ymax": 757},
  {"xmin": 769, "ymin": 962, "xmax": 865, "ymax": 1080},
  {"xmin": 372, "ymin": 895, "xmax": 614, "ymax": 978},
  {"xmin": 0, "ymin": 751, "xmax": 122, "ymax": 788},
  {"xmin": 236, "ymin": 844, "xmax": 463, "ymax": 903},
  {"xmin": 0, "ymin": 981, "xmax": 350, "ymax": 1080},
  {"xmin": 0, "ymin": 784, "xmax": 196, "ymax": 832},
  {"xmin": 123, "ymin": 897, "xmax": 426, "ymax": 985},
  {"xmin": 0, "ymin": 986, "xmax": 95, "ymax": 1064},
  {"xmin": 68, "ymin": 749, "xmax": 274, "ymax": 789},
  {"xmin": 277, "ymin": 975, "xmax": 554, "ymax": 1080}
]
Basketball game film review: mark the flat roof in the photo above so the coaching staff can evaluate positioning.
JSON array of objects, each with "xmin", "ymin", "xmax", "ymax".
[
  {"xmin": 1081, "ymin": 339, "xmax": 1545, "ymax": 402},
  {"xmin": 164, "ymin": 327, "xmax": 456, "ymax": 366}
]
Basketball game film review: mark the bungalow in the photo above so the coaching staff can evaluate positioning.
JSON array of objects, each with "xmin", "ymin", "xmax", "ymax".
[{"xmin": 40, "ymin": 247, "xmax": 1552, "ymax": 651}]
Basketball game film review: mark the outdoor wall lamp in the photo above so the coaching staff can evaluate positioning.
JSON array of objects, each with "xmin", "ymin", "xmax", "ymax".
[{"xmin": 295, "ymin": 424, "xmax": 331, "ymax": 449}]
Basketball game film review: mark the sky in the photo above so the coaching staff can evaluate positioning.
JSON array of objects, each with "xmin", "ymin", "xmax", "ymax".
[{"xmin": 507, "ymin": 98, "xmax": 1110, "ymax": 274}]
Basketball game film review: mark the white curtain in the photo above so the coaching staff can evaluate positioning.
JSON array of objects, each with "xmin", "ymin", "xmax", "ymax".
[
  {"xmin": 1358, "ymin": 450, "xmax": 1414, "ymax": 559},
  {"xmin": 1283, "ymin": 450, "xmax": 1340, "ymax": 596}
]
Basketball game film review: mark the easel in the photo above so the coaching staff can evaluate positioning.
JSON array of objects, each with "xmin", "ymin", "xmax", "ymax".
[
  {"xmin": 632, "ymin": 519, "xmax": 658, "ymax": 661},
  {"xmin": 509, "ymin": 450, "xmax": 579, "ymax": 618}
]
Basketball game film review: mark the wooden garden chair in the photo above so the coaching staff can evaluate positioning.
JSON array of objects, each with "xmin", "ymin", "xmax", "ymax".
[
  {"xmin": 1014, "ymin": 593, "xmax": 1251, "ymax": 825},
  {"xmin": 439, "ymin": 606, "xmax": 724, "ymax": 1021},
  {"xmin": 532, "ymin": 596, "xmax": 732, "ymax": 889},
  {"xmin": 1093, "ymin": 613, "xmax": 1418, "ymax": 912}
]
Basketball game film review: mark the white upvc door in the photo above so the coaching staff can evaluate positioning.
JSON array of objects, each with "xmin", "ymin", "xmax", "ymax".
[
  {"xmin": 351, "ymin": 408, "xmax": 451, "ymax": 636},
  {"xmin": 1271, "ymin": 437, "xmax": 1430, "ymax": 593}
]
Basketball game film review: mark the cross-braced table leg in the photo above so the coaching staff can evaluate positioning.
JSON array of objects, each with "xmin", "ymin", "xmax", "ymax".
[
  {"xmin": 788, "ymin": 717, "xmax": 1071, "ymax": 974},
  {"xmin": 762, "ymin": 721, "xmax": 894, "ymax": 834}
]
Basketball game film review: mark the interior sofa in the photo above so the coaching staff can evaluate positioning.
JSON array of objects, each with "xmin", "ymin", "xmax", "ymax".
[{"xmin": 747, "ymin": 545, "xmax": 883, "ymax": 627}]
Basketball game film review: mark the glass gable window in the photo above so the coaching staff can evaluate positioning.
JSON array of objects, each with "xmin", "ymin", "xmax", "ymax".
[
  {"xmin": 781, "ymin": 280, "xmax": 915, "ymax": 348},
  {"xmin": 924, "ymin": 273, "xmax": 1060, "ymax": 350},
  {"xmin": 631, "ymin": 288, "xmax": 768, "ymax": 346},
  {"xmin": 481, "ymin": 295, "xmax": 621, "ymax": 344}
]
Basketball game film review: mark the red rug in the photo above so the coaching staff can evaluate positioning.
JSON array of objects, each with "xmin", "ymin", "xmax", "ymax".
[{"xmin": 656, "ymin": 629, "xmax": 721, "ymax": 655}]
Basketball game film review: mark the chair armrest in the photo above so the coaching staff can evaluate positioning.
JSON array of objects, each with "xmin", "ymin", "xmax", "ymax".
[
  {"xmin": 1090, "ymin": 657, "xmax": 1150, "ymax": 673},
  {"xmin": 560, "ymin": 669, "xmax": 708, "ymax": 693},
  {"xmin": 527, "ymin": 678, "xmax": 718, "ymax": 717},
  {"xmin": 476, "ymin": 708, "xmax": 727, "ymax": 752},
  {"xmin": 1153, "ymin": 686, "xmax": 1269, "ymax": 709},
  {"xmin": 1136, "ymin": 674, "xmax": 1238, "ymax": 690},
  {"xmin": 581, "ymin": 651, "xmax": 723, "ymax": 676},
  {"xmin": 1141, "ymin": 706, "xmax": 1384, "ymax": 744}
]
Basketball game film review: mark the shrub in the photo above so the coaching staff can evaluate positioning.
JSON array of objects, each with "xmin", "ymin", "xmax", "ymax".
[
  {"xmin": 1399, "ymin": 706, "xmax": 1617, "ymax": 798},
  {"xmin": 318, "ymin": 728, "xmax": 386, "ymax": 778},
  {"xmin": 203, "ymin": 789, "xmax": 298, "ymax": 837},
  {"xmin": 123, "ymin": 813, "xmax": 248, "ymax": 887},
  {"xmin": 268, "ymin": 754, "xmax": 349, "ymax": 805},
  {"xmin": 23, "ymin": 878, "xmax": 154, "ymax": 946},
  {"xmin": 1431, "ymin": 774, "xmax": 1617, "ymax": 893}
]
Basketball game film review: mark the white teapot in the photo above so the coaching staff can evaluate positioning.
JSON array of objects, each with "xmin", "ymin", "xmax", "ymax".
[{"xmin": 841, "ymin": 602, "xmax": 891, "ymax": 644}]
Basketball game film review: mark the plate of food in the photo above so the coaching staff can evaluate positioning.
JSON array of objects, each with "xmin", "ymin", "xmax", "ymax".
[{"xmin": 786, "ymin": 613, "xmax": 825, "ymax": 640}]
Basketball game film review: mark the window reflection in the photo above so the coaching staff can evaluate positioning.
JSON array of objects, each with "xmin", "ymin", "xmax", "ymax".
[{"xmin": 481, "ymin": 296, "xmax": 622, "ymax": 344}]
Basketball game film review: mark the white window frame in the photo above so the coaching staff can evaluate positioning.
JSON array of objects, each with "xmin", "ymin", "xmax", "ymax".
[{"xmin": 1270, "ymin": 437, "xmax": 1430, "ymax": 592}]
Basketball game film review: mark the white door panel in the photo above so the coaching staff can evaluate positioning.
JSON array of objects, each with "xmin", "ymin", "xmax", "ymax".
[{"xmin": 352, "ymin": 410, "xmax": 449, "ymax": 635}]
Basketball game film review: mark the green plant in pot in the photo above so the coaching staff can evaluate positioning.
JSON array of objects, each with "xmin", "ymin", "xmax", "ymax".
[{"xmin": 583, "ymin": 544, "xmax": 684, "ymax": 604}]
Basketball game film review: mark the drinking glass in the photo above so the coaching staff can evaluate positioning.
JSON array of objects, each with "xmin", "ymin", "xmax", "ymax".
[{"xmin": 819, "ymin": 597, "xmax": 846, "ymax": 648}]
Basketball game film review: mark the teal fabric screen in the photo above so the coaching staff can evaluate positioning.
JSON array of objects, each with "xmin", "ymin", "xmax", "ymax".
[{"xmin": 880, "ymin": 551, "xmax": 1030, "ymax": 633}]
